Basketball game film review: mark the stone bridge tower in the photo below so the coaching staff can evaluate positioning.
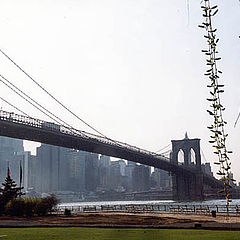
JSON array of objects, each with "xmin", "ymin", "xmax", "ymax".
[{"xmin": 171, "ymin": 133, "xmax": 204, "ymax": 201}]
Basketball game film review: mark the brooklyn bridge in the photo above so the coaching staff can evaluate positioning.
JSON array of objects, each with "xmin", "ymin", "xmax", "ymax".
[
  {"xmin": 0, "ymin": 109, "xmax": 235, "ymax": 201},
  {"xmin": 0, "ymin": 49, "xmax": 239, "ymax": 201}
]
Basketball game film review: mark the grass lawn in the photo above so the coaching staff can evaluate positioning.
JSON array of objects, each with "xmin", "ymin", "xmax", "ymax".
[{"xmin": 0, "ymin": 228, "xmax": 240, "ymax": 240}]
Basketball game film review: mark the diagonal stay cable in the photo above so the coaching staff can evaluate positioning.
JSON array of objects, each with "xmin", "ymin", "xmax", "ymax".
[
  {"xmin": 0, "ymin": 76, "xmax": 66, "ymax": 126},
  {"xmin": 0, "ymin": 73, "xmax": 88, "ymax": 137},
  {"xmin": 0, "ymin": 74, "xmax": 128, "ymax": 148},
  {"xmin": 0, "ymin": 48, "xmax": 107, "ymax": 138},
  {"xmin": 155, "ymin": 143, "xmax": 171, "ymax": 153},
  {"xmin": 0, "ymin": 76, "xmax": 89, "ymax": 138},
  {"xmin": 0, "ymin": 96, "xmax": 29, "ymax": 117},
  {"xmin": 0, "ymin": 49, "xmax": 128, "ymax": 148},
  {"xmin": 200, "ymin": 148, "xmax": 207, "ymax": 163},
  {"xmin": 160, "ymin": 149, "xmax": 171, "ymax": 156},
  {"xmin": 234, "ymin": 112, "xmax": 240, "ymax": 128}
]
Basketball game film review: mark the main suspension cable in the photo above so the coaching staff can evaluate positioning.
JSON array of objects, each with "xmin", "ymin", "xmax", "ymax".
[
  {"xmin": 0, "ymin": 96, "xmax": 29, "ymax": 116},
  {"xmin": 0, "ymin": 75, "xmax": 88, "ymax": 136},
  {"xmin": 0, "ymin": 73, "xmax": 87, "ymax": 137},
  {"xmin": 0, "ymin": 48, "xmax": 107, "ymax": 138}
]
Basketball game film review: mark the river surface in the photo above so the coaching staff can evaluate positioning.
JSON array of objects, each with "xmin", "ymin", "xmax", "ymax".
[{"xmin": 58, "ymin": 199, "xmax": 240, "ymax": 208}]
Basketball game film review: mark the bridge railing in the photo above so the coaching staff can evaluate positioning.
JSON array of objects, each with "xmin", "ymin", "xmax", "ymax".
[{"xmin": 0, "ymin": 110, "xmax": 170, "ymax": 161}]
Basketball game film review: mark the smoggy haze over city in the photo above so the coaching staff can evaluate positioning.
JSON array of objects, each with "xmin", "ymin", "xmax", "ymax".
[{"xmin": 0, "ymin": 1, "xmax": 240, "ymax": 179}]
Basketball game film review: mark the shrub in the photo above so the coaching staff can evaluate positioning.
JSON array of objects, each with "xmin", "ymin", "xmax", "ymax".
[
  {"xmin": 35, "ymin": 194, "xmax": 59, "ymax": 216},
  {"xmin": 4, "ymin": 195, "xmax": 58, "ymax": 217},
  {"xmin": 24, "ymin": 198, "xmax": 38, "ymax": 217},
  {"xmin": 5, "ymin": 198, "xmax": 25, "ymax": 216},
  {"xmin": 0, "ymin": 197, "xmax": 6, "ymax": 215}
]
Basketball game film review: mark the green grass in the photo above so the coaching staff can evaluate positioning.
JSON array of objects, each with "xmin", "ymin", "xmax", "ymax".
[{"xmin": 0, "ymin": 228, "xmax": 239, "ymax": 240}]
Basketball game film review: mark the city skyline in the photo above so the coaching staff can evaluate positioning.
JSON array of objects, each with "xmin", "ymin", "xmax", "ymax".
[
  {"xmin": 1, "ymin": 134, "xmax": 235, "ymax": 202},
  {"xmin": 0, "ymin": 136, "xmax": 177, "ymax": 201}
]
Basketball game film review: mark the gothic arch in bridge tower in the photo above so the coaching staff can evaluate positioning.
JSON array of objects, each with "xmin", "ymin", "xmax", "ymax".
[
  {"xmin": 170, "ymin": 133, "xmax": 204, "ymax": 201},
  {"xmin": 190, "ymin": 148, "xmax": 196, "ymax": 165},
  {"xmin": 171, "ymin": 133, "xmax": 201, "ymax": 168},
  {"xmin": 177, "ymin": 149, "xmax": 185, "ymax": 165}
]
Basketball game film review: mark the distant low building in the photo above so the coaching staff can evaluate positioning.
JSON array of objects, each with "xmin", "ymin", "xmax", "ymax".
[{"xmin": 201, "ymin": 162, "xmax": 213, "ymax": 176}]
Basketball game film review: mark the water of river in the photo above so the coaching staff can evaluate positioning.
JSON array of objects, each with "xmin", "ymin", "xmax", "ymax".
[{"xmin": 58, "ymin": 199, "xmax": 240, "ymax": 208}]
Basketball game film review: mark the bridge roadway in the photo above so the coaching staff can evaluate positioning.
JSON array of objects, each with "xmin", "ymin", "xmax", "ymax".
[{"xmin": 0, "ymin": 110, "xmax": 223, "ymax": 189}]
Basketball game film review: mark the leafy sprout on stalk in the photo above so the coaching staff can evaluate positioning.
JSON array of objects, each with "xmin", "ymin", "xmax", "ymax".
[{"xmin": 198, "ymin": 0, "xmax": 234, "ymax": 211}]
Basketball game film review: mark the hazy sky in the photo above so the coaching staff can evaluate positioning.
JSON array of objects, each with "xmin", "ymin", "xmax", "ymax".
[{"xmin": 0, "ymin": 0, "xmax": 240, "ymax": 179}]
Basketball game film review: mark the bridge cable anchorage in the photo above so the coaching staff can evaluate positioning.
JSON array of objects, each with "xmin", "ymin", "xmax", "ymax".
[
  {"xmin": 0, "ymin": 74, "xmax": 88, "ymax": 138},
  {"xmin": 0, "ymin": 96, "xmax": 29, "ymax": 117},
  {"xmin": 0, "ymin": 48, "xmax": 110, "ymax": 140}
]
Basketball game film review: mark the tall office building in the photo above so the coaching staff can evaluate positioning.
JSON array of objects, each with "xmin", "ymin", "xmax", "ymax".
[
  {"xmin": 98, "ymin": 155, "xmax": 110, "ymax": 190},
  {"xmin": 36, "ymin": 144, "xmax": 69, "ymax": 193},
  {"xmin": 68, "ymin": 150, "xmax": 85, "ymax": 192},
  {"xmin": 109, "ymin": 161, "xmax": 122, "ymax": 190},
  {"xmin": 0, "ymin": 136, "xmax": 24, "ymax": 153},
  {"xmin": 85, "ymin": 153, "xmax": 99, "ymax": 192},
  {"xmin": 0, "ymin": 136, "xmax": 24, "ymax": 184},
  {"xmin": 118, "ymin": 160, "xmax": 126, "ymax": 176},
  {"xmin": 132, "ymin": 164, "xmax": 150, "ymax": 192},
  {"xmin": 23, "ymin": 151, "xmax": 36, "ymax": 190},
  {"xmin": 125, "ymin": 161, "xmax": 137, "ymax": 191}
]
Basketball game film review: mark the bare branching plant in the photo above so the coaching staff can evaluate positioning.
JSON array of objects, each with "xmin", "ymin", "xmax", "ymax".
[{"xmin": 199, "ymin": 0, "xmax": 233, "ymax": 211}]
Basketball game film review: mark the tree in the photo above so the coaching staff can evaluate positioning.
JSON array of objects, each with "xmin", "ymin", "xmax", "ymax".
[{"xmin": 0, "ymin": 173, "xmax": 24, "ymax": 214}]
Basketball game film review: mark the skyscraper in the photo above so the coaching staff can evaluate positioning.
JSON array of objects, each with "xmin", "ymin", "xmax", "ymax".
[
  {"xmin": 36, "ymin": 144, "xmax": 69, "ymax": 193},
  {"xmin": 98, "ymin": 155, "xmax": 110, "ymax": 190},
  {"xmin": 68, "ymin": 150, "xmax": 85, "ymax": 192},
  {"xmin": 85, "ymin": 153, "xmax": 99, "ymax": 192},
  {"xmin": 132, "ymin": 164, "xmax": 150, "ymax": 192},
  {"xmin": 23, "ymin": 151, "xmax": 36, "ymax": 190},
  {"xmin": 0, "ymin": 136, "xmax": 24, "ymax": 184}
]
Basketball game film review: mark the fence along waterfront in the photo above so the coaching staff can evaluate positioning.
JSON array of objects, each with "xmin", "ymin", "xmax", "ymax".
[{"xmin": 56, "ymin": 204, "xmax": 240, "ymax": 216}]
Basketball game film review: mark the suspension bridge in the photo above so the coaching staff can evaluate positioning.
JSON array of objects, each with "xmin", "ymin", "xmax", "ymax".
[{"xmin": 0, "ymin": 49, "xmax": 237, "ymax": 201}]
